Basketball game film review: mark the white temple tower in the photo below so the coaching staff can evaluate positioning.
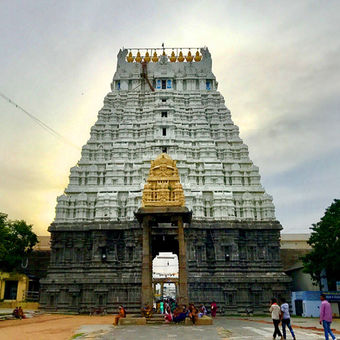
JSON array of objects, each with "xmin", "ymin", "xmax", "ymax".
[
  {"xmin": 41, "ymin": 47, "xmax": 290, "ymax": 313},
  {"xmin": 55, "ymin": 47, "xmax": 275, "ymax": 224}
]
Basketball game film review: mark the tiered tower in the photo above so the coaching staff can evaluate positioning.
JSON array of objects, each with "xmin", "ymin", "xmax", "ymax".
[{"xmin": 40, "ymin": 47, "xmax": 290, "ymax": 313}]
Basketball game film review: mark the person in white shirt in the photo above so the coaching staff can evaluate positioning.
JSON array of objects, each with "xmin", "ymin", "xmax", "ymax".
[
  {"xmin": 269, "ymin": 298, "xmax": 283, "ymax": 340},
  {"xmin": 280, "ymin": 297, "xmax": 296, "ymax": 340}
]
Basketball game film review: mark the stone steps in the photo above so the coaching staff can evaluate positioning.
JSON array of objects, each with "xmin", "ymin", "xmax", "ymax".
[
  {"xmin": 146, "ymin": 319, "xmax": 165, "ymax": 324},
  {"xmin": 146, "ymin": 314, "xmax": 165, "ymax": 324}
]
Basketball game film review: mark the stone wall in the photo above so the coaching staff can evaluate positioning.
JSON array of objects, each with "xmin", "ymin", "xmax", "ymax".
[{"xmin": 40, "ymin": 220, "xmax": 290, "ymax": 314}]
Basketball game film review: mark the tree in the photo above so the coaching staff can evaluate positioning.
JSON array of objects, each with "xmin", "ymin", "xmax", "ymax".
[
  {"xmin": 0, "ymin": 212, "xmax": 38, "ymax": 272},
  {"xmin": 302, "ymin": 199, "xmax": 340, "ymax": 291}
]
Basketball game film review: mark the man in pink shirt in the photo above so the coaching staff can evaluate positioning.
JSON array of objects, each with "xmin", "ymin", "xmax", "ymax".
[{"xmin": 320, "ymin": 294, "xmax": 336, "ymax": 340}]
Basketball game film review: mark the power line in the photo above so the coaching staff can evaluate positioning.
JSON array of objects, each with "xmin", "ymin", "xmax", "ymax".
[{"xmin": 0, "ymin": 91, "xmax": 80, "ymax": 150}]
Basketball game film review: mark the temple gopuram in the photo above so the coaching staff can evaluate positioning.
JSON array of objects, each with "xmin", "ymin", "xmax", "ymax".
[{"xmin": 40, "ymin": 47, "xmax": 290, "ymax": 313}]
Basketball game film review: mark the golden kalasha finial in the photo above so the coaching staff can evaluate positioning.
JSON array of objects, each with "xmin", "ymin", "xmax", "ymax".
[
  {"xmin": 178, "ymin": 50, "xmax": 184, "ymax": 62},
  {"xmin": 127, "ymin": 51, "xmax": 134, "ymax": 63},
  {"xmin": 162, "ymin": 49, "xmax": 166, "ymax": 56},
  {"xmin": 144, "ymin": 51, "xmax": 151, "ymax": 63},
  {"xmin": 194, "ymin": 50, "xmax": 202, "ymax": 62},
  {"xmin": 185, "ymin": 50, "xmax": 193, "ymax": 62},
  {"xmin": 135, "ymin": 51, "xmax": 142, "ymax": 63},
  {"xmin": 152, "ymin": 51, "xmax": 159, "ymax": 62},
  {"xmin": 169, "ymin": 50, "xmax": 176, "ymax": 62}
]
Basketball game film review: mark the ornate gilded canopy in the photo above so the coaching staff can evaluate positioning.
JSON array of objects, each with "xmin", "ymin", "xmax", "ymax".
[{"xmin": 142, "ymin": 153, "xmax": 185, "ymax": 207}]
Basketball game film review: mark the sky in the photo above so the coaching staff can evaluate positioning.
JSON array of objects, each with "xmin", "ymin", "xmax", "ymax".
[{"xmin": 0, "ymin": 0, "xmax": 339, "ymax": 236}]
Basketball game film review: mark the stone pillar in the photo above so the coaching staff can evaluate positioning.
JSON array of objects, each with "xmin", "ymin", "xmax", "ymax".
[
  {"xmin": 177, "ymin": 216, "xmax": 189, "ymax": 305},
  {"xmin": 160, "ymin": 282, "xmax": 164, "ymax": 298},
  {"xmin": 141, "ymin": 216, "xmax": 153, "ymax": 307}
]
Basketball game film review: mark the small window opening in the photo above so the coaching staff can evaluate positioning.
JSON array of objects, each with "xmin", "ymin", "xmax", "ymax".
[
  {"xmin": 162, "ymin": 98, "xmax": 167, "ymax": 102},
  {"xmin": 99, "ymin": 295, "xmax": 103, "ymax": 305},
  {"xmin": 162, "ymin": 80, "xmax": 166, "ymax": 89},
  {"xmin": 162, "ymin": 147, "xmax": 167, "ymax": 153},
  {"xmin": 162, "ymin": 128, "xmax": 167, "ymax": 136},
  {"xmin": 225, "ymin": 246, "xmax": 231, "ymax": 262},
  {"xmin": 161, "ymin": 111, "xmax": 168, "ymax": 118},
  {"xmin": 206, "ymin": 80, "xmax": 211, "ymax": 90},
  {"xmin": 229, "ymin": 294, "xmax": 233, "ymax": 304}
]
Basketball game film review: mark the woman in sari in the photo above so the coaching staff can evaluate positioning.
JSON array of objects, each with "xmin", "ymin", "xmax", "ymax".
[
  {"xmin": 211, "ymin": 301, "xmax": 217, "ymax": 317},
  {"xmin": 198, "ymin": 304, "xmax": 207, "ymax": 318},
  {"xmin": 113, "ymin": 305, "xmax": 126, "ymax": 325},
  {"xmin": 164, "ymin": 304, "xmax": 172, "ymax": 323},
  {"xmin": 188, "ymin": 304, "xmax": 198, "ymax": 324},
  {"xmin": 173, "ymin": 306, "xmax": 187, "ymax": 323}
]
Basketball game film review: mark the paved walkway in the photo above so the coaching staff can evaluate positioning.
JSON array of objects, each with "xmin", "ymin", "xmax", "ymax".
[
  {"xmin": 0, "ymin": 312, "xmax": 339, "ymax": 340},
  {"xmin": 76, "ymin": 317, "xmax": 340, "ymax": 340}
]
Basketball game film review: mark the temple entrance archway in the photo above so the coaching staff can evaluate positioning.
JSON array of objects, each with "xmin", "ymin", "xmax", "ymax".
[
  {"xmin": 135, "ymin": 153, "xmax": 191, "ymax": 307},
  {"xmin": 135, "ymin": 208, "xmax": 191, "ymax": 307}
]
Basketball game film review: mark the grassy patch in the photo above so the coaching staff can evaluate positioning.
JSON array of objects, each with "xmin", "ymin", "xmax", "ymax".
[{"xmin": 70, "ymin": 333, "xmax": 85, "ymax": 339}]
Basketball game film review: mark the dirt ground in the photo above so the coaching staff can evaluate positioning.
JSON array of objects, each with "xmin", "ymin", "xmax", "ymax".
[{"xmin": 0, "ymin": 314, "xmax": 113, "ymax": 340}]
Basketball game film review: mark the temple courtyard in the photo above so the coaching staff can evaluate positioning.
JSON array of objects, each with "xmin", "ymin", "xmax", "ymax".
[{"xmin": 0, "ymin": 313, "xmax": 339, "ymax": 340}]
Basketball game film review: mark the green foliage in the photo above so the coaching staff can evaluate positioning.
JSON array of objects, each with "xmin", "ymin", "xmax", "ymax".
[
  {"xmin": 0, "ymin": 212, "xmax": 38, "ymax": 272},
  {"xmin": 302, "ymin": 199, "xmax": 340, "ymax": 290},
  {"xmin": 70, "ymin": 334, "xmax": 85, "ymax": 339}
]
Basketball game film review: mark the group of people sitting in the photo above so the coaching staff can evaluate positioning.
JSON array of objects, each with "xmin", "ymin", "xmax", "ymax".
[
  {"xmin": 113, "ymin": 300, "xmax": 217, "ymax": 326},
  {"xmin": 167, "ymin": 303, "xmax": 205, "ymax": 324},
  {"xmin": 160, "ymin": 299, "xmax": 217, "ymax": 324},
  {"xmin": 12, "ymin": 306, "xmax": 25, "ymax": 319}
]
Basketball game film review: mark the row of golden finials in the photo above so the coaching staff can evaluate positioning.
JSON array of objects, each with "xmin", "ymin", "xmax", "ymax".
[{"xmin": 127, "ymin": 49, "xmax": 202, "ymax": 63}]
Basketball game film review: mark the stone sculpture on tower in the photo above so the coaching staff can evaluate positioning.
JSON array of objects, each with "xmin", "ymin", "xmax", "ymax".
[{"xmin": 40, "ymin": 47, "xmax": 290, "ymax": 313}]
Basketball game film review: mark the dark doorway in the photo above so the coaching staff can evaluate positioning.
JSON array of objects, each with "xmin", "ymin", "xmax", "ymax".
[
  {"xmin": 295, "ymin": 299, "xmax": 303, "ymax": 316},
  {"xmin": 152, "ymin": 234, "xmax": 178, "ymax": 259},
  {"xmin": 4, "ymin": 280, "xmax": 18, "ymax": 300}
]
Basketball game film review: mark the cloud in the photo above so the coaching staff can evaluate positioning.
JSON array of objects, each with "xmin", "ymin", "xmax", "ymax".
[
  {"xmin": 0, "ymin": 0, "xmax": 339, "ymax": 235},
  {"xmin": 264, "ymin": 149, "xmax": 340, "ymax": 232}
]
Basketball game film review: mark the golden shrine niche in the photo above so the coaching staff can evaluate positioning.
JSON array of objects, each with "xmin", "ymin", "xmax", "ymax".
[{"xmin": 142, "ymin": 153, "xmax": 185, "ymax": 207}]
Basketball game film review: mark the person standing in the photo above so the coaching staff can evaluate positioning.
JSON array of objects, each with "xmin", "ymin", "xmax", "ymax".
[
  {"xmin": 211, "ymin": 301, "xmax": 217, "ymax": 317},
  {"xmin": 160, "ymin": 300, "xmax": 164, "ymax": 314},
  {"xmin": 320, "ymin": 294, "xmax": 336, "ymax": 340},
  {"xmin": 269, "ymin": 298, "xmax": 283, "ymax": 340},
  {"xmin": 280, "ymin": 298, "xmax": 296, "ymax": 340}
]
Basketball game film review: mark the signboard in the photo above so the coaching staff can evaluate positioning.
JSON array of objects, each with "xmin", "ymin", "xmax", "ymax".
[{"xmin": 323, "ymin": 292, "xmax": 340, "ymax": 302}]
